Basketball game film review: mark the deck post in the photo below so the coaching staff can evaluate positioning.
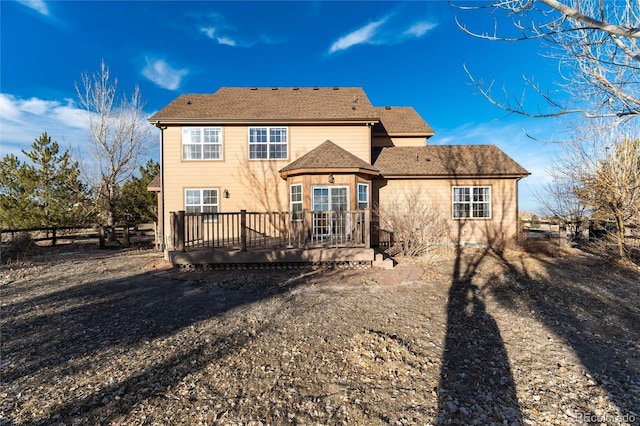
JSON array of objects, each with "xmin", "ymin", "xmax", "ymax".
[
  {"xmin": 240, "ymin": 209, "xmax": 247, "ymax": 251},
  {"xmin": 364, "ymin": 208, "xmax": 371, "ymax": 248},
  {"xmin": 171, "ymin": 211, "xmax": 185, "ymax": 252},
  {"xmin": 302, "ymin": 210, "xmax": 308, "ymax": 249}
]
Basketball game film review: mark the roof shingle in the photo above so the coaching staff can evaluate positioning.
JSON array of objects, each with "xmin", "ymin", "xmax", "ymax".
[
  {"xmin": 373, "ymin": 145, "xmax": 530, "ymax": 177},
  {"xmin": 372, "ymin": 107, "xmax": 434, "ymax": 135},
  {"xmin": 149, "ymin": 87, "xmax": 379, "ymax": 122},
  {"xmin": 280, "ymin": 140, "xmax": 378, "ymax": 176}
]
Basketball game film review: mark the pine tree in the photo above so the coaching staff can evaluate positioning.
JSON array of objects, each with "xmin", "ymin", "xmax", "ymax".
[
  {"xmin": 116, "ymin": 159, "xmax": 159, "ymax": 225},
  {"xmin": 0, "ymin": 133, "xmax": 91, "ymax": 229}
]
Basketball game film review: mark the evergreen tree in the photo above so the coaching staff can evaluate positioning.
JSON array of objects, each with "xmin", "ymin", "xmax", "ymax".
[
  {"xmin": 0, "ymin": 155, "xmax": 36, "ymax": 228},
  {"xmin": 116, "ymin": 159, "xmax": 159, "ymax": 224},
  {"xmin": 0, "ymin": 133, "xmax": 91, "ymax": 229}
]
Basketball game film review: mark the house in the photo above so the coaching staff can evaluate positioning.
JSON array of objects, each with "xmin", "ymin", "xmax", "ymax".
[{"xmin": 148, "ymin": 87, "xmax": 529, "ymax": 267}]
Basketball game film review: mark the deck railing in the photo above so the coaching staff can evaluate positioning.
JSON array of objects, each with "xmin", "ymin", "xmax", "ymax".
[{"xmin": 170, "ymin": 209, "xmax": 371, "ymax": 251}]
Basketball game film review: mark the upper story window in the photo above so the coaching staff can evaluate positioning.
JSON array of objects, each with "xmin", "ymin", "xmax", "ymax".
[
  {"xmin": 249, "ymin": 127, "xmax": 288, "ymax": 159},
  {"xmin": 452, "ymin": 186, "xmax": 491, "ymax": 219},
  {"xmin": 182, "ymin": 127, "xmax": 222, "ymax": 160}
]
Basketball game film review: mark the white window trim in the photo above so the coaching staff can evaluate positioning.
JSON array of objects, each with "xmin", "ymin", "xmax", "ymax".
[
  {"xmin": 357, "ymin": 183, "xmax": 369, "ymax": 210},
  {"xmin": 182, "ymin": 127, "xmax": 223, "ymax": 161},
  {"xmin": 185, "ymin": 188, "xmax": 219, "ymax": 218},
  {"xmin": 248, "ymin": 126, "xmax": 288, "ymax": 160},
  {"xmin": 452, "ymin": 186, "xmax": 492, "ymax": 219},
  {"xmin": 290, "ymin": 184, "xmax": 303, "ymax": 221}
]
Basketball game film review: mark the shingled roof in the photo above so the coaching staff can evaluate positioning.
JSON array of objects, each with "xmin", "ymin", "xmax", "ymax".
[
  {"xmin": 372, "ymin": 107, "xmax": 434, "ymax": 136},
  {"xmin": 373, "ymin": 145, "xmax": 530, "ymax": 177},
  {"xmin": 279, "ymin": 140, "xmax": 379, "ymax": 178},
  {"xmin": 149, "ymin": 87, "xmax": 379, "ymax": 122}
]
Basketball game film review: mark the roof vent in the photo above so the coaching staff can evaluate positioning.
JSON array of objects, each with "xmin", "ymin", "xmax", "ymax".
[
  {"xmin": 313, "ymin": 87, "xmax": 319, "ymax": 90},
  {"xmin": 415, "ymin": 154, "xmax": 419, "ymax": 162},
  {"xmin": 272, "ymin": 87, "xmax": 278, "ymax": 90},
  {"xmin": 293, "ymin": 87, "xmax": 300, "ymax": 90},
  {"xmin": 250, "ymin": 87, "xmax": 258, "ymax": 90},
  {"xmin": 385, "ymin": 106, "xmax": 391, "ymax": 110},
  {"xmin": 186, "ymin": 100, "xmax": 192, "ymax": 105},
  {"xmin": 333, "ymin": 87, "xmax": 339, "ymax": 90}
]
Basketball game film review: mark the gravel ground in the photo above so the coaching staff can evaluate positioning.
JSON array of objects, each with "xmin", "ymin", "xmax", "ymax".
[{"xmin": 1, "ymin": 242, "xmax": 639, "ymax": 425}]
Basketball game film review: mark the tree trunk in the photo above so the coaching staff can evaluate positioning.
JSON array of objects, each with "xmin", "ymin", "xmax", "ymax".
[{"xmin": 614, "ymin": 209, "xmax": 627, "ymax": 260}]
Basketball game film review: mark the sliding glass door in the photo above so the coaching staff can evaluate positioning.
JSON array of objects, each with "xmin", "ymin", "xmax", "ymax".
[{"xmin": 312, "ymin": 186, "xmax": 348, "ymax": 236}]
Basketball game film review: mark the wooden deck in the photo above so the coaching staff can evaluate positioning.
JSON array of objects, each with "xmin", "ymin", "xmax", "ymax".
[
  {"xmin": 167, "ymin": 246, "xmax": 376, "ymax": 269},
  {"xmin": 167, "ymin": 209, "xmax": 383, "ymax": 268}
]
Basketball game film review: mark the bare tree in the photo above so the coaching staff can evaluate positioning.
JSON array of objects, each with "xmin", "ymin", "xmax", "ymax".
[
  {"xmin": 556, "ymin": 121, "xmax": 640, "ymax": 259},
  {"xmin": 536, "ymin": 173, "xmax": 589, "ymax": 241},
  {"xmin": 76, "ymin": 60, "xmax": 153, "ymax": 230},
  {"xmin": 457, "ymin": 0, "xmax": 640, "ymax": 122},
  {"xmin": 376, "ymin": 187, "xmax": 449, "ymax": 257}
]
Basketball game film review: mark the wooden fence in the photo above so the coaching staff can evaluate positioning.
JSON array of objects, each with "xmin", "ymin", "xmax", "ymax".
[{"xmin": 0, "ymin": 224, "xmax": 157, "ymax": 248}]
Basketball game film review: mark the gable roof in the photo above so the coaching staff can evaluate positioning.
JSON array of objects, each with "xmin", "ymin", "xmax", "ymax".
[
  {"xmin": 279, "ymin": 140, "xmax": 379, "ymax": 178},
  {"xmin": 147, "ymin": 175, "xmax": 161, "ymax": 192},
  {"xmin": 373, "ymin": 145, "xmax": 530, "ymax": 178},
  {"xmin": 149, "ymin": 87, "xmax": 379, "ymax": 123},
  {"xmin": 372, "ymin": 107, "xmax": 434, "ymax": 136}
]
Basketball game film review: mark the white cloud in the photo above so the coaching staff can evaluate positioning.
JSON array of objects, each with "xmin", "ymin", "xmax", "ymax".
[
  {"xmin": 404, "ymin": 21, "xmax": 437, "ymax": 38},
  {"xmin": 328, "ymin": 16, "xmax": 437, "ymax": 54},
  {"xmin": 16, "ymin": 0, "xmax": 49, "ymax": 16},
  {"xmin": 0, "ymin": 93, "xmax": 89, "ymax": 159},
  {"xmin": 329, "ymin": 18, "xmax": 387, "ymax": 54},
  {"xmin": 142, "ymin": 58, "xmax": 189, "ymax": 91},
  {"xmin": 216, "ymin": 36, "xmax": 236, "ymax": 47},
  {"xmin": 200, "ymin": 26, "xmax": 216, "ymax": 39}
]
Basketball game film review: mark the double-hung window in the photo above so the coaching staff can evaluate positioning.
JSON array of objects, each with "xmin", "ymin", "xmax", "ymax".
[
  {"xmin": 182, "ymin": 127, "xmax": 222, "ymax": 160},
  {"xmin": 357, "ymin": 183, "xmax": 369, "ymax": 210},
  {"xmin": 185, "ymin": 189, "xmax": 219, "ymax": 214},
  {"xmin": 249, "ymin": 127, "xmax": 288, "ymax": 159},
  {"xmin": 452, "ymin": 186, "xmax": 491, "ymax": 219},
  {"xmin": 290, "ymin": 184, "xmax": 303, "ymax": 221}
]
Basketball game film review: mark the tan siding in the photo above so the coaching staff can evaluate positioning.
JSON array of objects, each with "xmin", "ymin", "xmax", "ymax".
[
  {"xmin": 161, "ymin": 124, "xmax": 371, "ymax": 241},
  {"xmin": 378, "ymin": 178, "xmax": 520, "ymax": 245},
  {"xmin": 289, "ymin": 125, "xmax": 371, "ymax": 163}
]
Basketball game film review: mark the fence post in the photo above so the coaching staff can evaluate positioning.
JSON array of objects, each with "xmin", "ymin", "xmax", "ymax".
[
  {"xmin": 123, "ymin": 225, "xmax": 130, "ymax": 248},
  {"xmin": 240, "ymin": 210, "xmax": 247, "ymax": 251},
  {"xmin": 99, "ymin": 226, "xmax": 106, "ymax": 249},
  {"xmin": 51, "ymin": 227, "xmax": 57, "ymax": 246}
]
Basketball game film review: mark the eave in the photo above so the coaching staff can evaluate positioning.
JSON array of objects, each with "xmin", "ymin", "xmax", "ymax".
[
  {"xmin": 150, "ymin": 118, "xmax": 379, "ymax": 127},
  {"xmin": 378, "ymin": 173, "xmax": 531, "ymax": 180},
  {"xmin": 280, "ymin": 167, "xmax": 380, "ymax": 180}
]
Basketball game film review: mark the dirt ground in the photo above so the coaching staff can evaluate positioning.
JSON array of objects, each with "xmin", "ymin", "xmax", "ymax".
[{"xmin": 1, "ymin": 241, "xmax": 639, "ymax": 425}]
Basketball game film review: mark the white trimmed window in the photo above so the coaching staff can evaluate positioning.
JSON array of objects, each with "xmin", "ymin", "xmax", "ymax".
[
  {"xmin": 182, "ymin": 127, "xmax": 222, "ymax": 160},
  {"xmin": 249, "ymin": 127, "xmax": 288, "ymax": 159},
  {"xmin": 453, "ymin": 186, "xmax": 491, "ymax": 219},
  {"xmin": 185, "ymin": 189, "xmax": 219, "ymax": 214},
  {"xmin": 290, "ymin": 184, "xmax": 303, "ymax": 221},
  {"xmin": 357, "ymin": 183, "xmax": 369, "ymax": 210}
]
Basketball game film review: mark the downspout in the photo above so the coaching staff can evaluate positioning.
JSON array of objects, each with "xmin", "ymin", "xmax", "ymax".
[{"xmin": 154, "ymin": 121, "xmax": 167, "ymax": 250}]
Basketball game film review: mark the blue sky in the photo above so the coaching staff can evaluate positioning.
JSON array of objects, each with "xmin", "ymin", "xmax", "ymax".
[{"xmin": 0, "ymin": 0, "xmax": 567, "ymax": 213}]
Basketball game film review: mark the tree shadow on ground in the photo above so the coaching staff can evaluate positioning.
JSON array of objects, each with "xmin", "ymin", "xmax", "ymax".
[
  {"xmin": 0, "ymin": 249, "xmax": 329, "ymax": 424},
  {"xmin": 436, "ymin": 244, "xmax": 524, "ymax": 424},
  {"xmin": 489, "ymin": 249, "xmax": 640, "ymax": 421}
]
